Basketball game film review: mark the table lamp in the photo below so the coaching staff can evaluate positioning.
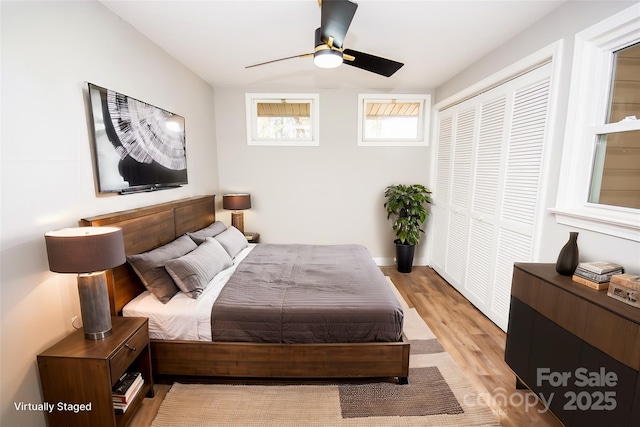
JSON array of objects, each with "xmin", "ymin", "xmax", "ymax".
[
  {"xmin": 45, "ymin": 227, "xmax": 126, "ymax": 340},
  {"xmin": 223, "ymin": 193, "xmax": 251, "ymax": 233}
]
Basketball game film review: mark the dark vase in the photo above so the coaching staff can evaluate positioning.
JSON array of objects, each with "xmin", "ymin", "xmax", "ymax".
[
  {"xmin": 395, "ymin": 240, "xmax": 415, "ymax": 273},
  {"xmin": 556, "ymin": 232, "xmax": 579, "ymax": 276}
]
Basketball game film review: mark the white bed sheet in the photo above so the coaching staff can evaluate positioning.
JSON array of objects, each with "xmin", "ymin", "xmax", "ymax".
[{"xmin": 122, "ymin": 244, "xmax": 256, "ymax": 341}]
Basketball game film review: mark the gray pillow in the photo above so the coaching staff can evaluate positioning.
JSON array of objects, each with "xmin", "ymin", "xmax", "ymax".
[
  {"xmin": 214, "ymin": 226, "xmax": 248, "ymax": 258},
  {"xmin": 127, "ymin": 235, "xmax": 197, "ymax": 303},
  {"xmin": 187, "ymin": 221, "xmax": 227, "ymax": 245},
  {"xmin": 165, "ymin": 238, "xmax": 233, "ymax": 299}
]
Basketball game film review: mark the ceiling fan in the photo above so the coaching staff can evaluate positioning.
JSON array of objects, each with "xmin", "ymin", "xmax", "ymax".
[{"xmin": 246, "ymin": 0, "xmax": 404, "ymax": 77}]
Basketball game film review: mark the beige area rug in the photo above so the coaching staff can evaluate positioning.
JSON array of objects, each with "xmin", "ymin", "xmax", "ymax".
[{"xmin": 151, "ymin": 278, "xmax": 500, "ymax": 426}]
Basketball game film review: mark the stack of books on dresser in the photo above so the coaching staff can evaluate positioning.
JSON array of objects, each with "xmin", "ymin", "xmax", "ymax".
[
  {"xmin": 112, "ymin": 372, "xmax": 143, "ymax": 414},
  {"xmin": 572, "ymin": 262, "xmax": 624, "ymax": 290},
  {"xmin": 607, "ymin": 273, "xmax": 640, "ymax": 309}
]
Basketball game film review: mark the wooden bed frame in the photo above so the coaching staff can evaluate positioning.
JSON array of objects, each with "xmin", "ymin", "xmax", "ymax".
[{"xmin": 81, "ymin": 195, "xmax": 410, "ymax": 383}]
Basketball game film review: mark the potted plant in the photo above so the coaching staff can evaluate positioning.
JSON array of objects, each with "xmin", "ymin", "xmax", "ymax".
[{"xmin": 384, "ymin": 184, "xmax": 433, "ymax": 273}]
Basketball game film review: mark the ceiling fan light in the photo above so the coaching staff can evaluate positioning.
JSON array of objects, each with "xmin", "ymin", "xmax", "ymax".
[{"xmin": 313, "ymin": 49, "xmax": 343, "ymax": 68}]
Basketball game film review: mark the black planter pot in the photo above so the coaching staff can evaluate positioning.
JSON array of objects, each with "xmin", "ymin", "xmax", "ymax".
[{"xmin": 395, "ymin": 240, "xmax": 416, "ymax": 273}]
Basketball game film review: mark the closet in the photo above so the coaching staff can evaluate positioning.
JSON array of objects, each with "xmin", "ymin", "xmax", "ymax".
[{"xmin": 430, "ymin": 63, "xmax": 553, "ymax": 331}]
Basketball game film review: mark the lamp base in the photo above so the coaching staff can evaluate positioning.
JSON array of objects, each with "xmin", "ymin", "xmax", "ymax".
[
  {"xmin": 231, "ymin": 211, "xmax": 245, "ymax": 234},
  {"xmin": 77, "ymin": 272, "xmax": 113, "ymax": 340},
  {"xmin": 84, "ymin": 329, "xmax": 113, "ymax": 340}
]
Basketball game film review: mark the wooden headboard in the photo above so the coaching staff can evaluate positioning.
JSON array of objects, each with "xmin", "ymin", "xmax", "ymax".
[{"xmin": 80, "ymin": 195, "xmax": 216, "ymax": 315}]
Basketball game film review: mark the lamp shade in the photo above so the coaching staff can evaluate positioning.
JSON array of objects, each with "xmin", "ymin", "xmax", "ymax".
[
  {"xmin": 45, "ymin": 227, "xmax": 126, "ymax": 273},
  {"xmin": 223, "ymin": 194, "xmax": 251, "ymax": 211}
]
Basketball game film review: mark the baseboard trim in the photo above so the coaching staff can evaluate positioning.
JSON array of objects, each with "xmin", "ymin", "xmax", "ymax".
[
  {"xmin": 374, "ymin": 257, "xmax": 395, "ymax": 266},
  {"xmin": 374, "ymin": 257, "xmax": 428, "ymax": 267}
]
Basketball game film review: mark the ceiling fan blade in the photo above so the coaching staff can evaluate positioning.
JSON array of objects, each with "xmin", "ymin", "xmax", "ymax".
[
  {"xmin": 320, "ymin": 0, "xmax": 358, "ymax": 49},
  {"xmin": 342, "ymin": 49, "xmax": 404, "ymax": 77},
  {"xmin": 245, "ymin": 53, "xmax": 313, "ymax": 69}
]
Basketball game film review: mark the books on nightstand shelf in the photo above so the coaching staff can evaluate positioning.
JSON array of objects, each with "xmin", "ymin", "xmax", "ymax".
[
  {"xmin": 572, "ymin": 262, "xmax": 624, "ymax": 290},
  {"xmin": 112, "ymin": 372, "xmax": 143, "ymax": 414}
]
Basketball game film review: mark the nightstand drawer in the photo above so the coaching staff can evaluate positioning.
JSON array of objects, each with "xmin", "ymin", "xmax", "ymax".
[{"xmin": 110, "ymin": 325, "xmax": 149, "ymax": 384}]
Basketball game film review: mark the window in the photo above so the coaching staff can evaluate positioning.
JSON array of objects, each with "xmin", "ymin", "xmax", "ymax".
[
  {"xmin": 588, "ymin": 43, "xmax": 640, "ymax": 209},
  {"xmin": 246, "ymin": 93, "xmax": 319, "ymax": 146},
  {"xmin": 552, "ymin": 3, "xmax": 640, "ymax": 241},
  {"xmin": 357, "ymin": 94, "xmax": 430, "ymax": 146}
]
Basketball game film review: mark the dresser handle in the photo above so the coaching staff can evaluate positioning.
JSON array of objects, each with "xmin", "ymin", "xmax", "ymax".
[{"xmin": 124, "ymin": 344, "xmax": 136, "ymax": 352}]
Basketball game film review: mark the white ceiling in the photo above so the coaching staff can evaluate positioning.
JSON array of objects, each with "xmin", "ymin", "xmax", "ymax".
[{"xmin": 100, "ymin": 0, "xmax": 565, "ymax": 90}]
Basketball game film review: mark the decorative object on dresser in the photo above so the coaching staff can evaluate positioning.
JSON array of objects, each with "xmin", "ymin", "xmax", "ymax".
[
  {"xmin": 572, "ymin": 261, "xmax": 624, "ymax": 290},
  {"xmin": 37, "ymin": 317, "xmax": 154, "ymax": 427},
  {"xmin": 222, "ymin": 193, "xmax": 251, "ymax": 233},
  {"xmin": 383, "ymin": 184, "xmax": 433, "ymax": 273},
  {"xmin": 555, "ymin": 231, "xmax": 579, "ymax": 275},
  {"xmin": 608, "ymin": 273, "xmax": 640, "ymax": 308},
  {"xmin": 505, "ymin": 263, "xmax": 640, "ymax": 427},
  {"xmin": 44, "ymin": 226, "xmax": 126, "ymax": 339}
]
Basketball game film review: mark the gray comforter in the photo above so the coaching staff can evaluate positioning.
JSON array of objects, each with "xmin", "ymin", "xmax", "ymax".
[{"xmin": 210, "ymin": 244, "xmax": 404, "ymax": 344}]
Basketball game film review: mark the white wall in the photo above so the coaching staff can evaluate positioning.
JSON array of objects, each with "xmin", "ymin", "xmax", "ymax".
[
  {"xmin": 433, "ymin": 0, "xmax": 640, "ymax": 272},
  {"xmin": 0, "ymin": 2, "xmax": 218, "ymax": 426},
  {"xmin": 214, "ymin": 87, "xmax": 433, "ymax": 265}
]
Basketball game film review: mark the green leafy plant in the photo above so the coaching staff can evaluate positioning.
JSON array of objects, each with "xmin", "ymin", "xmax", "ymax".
[{"xmin": 384, "ymin": 184, "xmax": 433, "ymax": 246}]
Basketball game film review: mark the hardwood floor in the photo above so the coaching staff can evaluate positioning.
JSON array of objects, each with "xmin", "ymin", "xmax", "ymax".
[
  {"xmin": 130, "ymin": 266, "xmax": 563, "ymax": 427},
  {"xmin": 382, "ymin": 266, "xmax": 563, "ymax": 427}
]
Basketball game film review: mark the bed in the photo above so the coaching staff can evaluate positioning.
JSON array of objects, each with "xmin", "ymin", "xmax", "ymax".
[{"xmin": 80, "ymin": 195, "xmax": 410, "ymax": 383}]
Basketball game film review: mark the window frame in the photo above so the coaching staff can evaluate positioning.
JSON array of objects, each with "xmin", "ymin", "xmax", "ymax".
[
  {"xmin": 357, "ymin": 94, "xmax": 431, "ymax": 146},
  {"xmin": 245, "ymin": 93, "xmax": 320, "ymax": 146},
  {"xmin": 551, "ymin": 3, "xmax": 640, "ymax": 242}
]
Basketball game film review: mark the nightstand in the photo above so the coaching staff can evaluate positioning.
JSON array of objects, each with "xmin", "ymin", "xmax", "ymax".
[
  {"xmin": 245, "ymin": 232, "xmax": 260, "ymax": 243},
  {"xmin": 37, "ymin": 317, "xmax": 153, "ymax": 427}
]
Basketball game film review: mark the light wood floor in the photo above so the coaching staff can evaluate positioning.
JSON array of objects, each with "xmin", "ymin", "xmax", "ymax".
[
  {"xmin": 130, "ymin": 266, "xmax": 563, "ymax": 427},
  {"xmin": 382, "ymin": 266, "xmax": 563, "ymax": 427}
]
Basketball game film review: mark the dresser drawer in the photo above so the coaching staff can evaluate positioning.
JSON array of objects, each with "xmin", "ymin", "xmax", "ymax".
[
  {"xmin": 583, "ymin": 303, "xmax": 640, "ymax": 370},
  {"xmin": 110, "ymin": 324, "xmax": 149, "ymax": 384}
]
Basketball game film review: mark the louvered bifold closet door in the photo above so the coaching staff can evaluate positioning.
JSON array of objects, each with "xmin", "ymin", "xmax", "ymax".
[
  {"xmin": 430, "ymin": 115, "xmax": 453, "ymax": 271},
  {"xmin": 465, "ymin": 96, "xmax": 507, "ymax": 308},
  {"xmin": 446, "ymin": 108, "xmax": 476, "ymax": 284},
  {"xmin": 431, "ymin": 63, "xmax": 552, "ymax": 331},
  {"xmin": 430, "ymin": 107, "xmax": 476, "ymax": 282},
  {"xmin": 431, "ymin": 101, "xmax": 484, "ymax": 290},
  {"xmin": 490, "ymin": 67, "xmax": 552, "ymax": 330}
]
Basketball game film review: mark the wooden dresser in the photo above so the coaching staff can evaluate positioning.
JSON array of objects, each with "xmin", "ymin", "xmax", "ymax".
[{"xmin": 505, "ymin": 263, "xmax": 640, "ymax": 427}]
